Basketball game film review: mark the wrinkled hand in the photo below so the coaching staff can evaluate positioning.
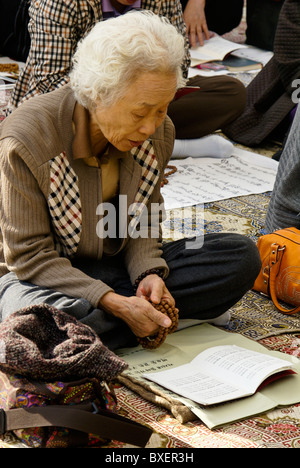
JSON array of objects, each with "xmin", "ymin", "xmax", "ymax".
[
  {"xmin": 183, "ymin": 0, "xmax": 210, "ymax": 47},
  {"xmin": 99, "ymin": 274, "xmax": 175, "ymax": 338},
  {"xmin": 136, "ymin": 273, "xmax": 175, "ymax": 307}
]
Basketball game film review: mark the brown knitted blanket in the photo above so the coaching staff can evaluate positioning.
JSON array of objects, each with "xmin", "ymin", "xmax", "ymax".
[{"xmin": 0, "ymin": 303, "xmax": 127, "ymax": 381}]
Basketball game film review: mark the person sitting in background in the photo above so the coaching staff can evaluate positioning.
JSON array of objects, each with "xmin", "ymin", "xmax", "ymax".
[
  {"xmin": 223, "ymin": 0, "xmax": 300, "ymax": 148},
  {"xmin": 0, "ymin": 12, "xmax": 261, "ymax": 350},
  {"xmin": 6, "ymin": 0, "xmax": 246, "ymax": 159},
  {"xmin": 181, "ymin": 0, "xmax": 283, "ymax": 51}
]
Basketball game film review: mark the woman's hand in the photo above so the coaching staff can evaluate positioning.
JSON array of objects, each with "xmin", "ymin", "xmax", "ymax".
[
  {"xmin": 183, "ymin": 0, "xmax": 210, "ymax": 47},
  {"xmin": 136, "ymin": 273, "xmax": 175, "ymax": 307},
  {"xmin": 99, "ymin": 274, "xmax": 175, "ymax": 338}
]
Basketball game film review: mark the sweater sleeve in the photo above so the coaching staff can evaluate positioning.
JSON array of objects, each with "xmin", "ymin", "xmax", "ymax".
[{"xmin": 0, "ymin": 138, "xmax": 113, "ymax": 308}]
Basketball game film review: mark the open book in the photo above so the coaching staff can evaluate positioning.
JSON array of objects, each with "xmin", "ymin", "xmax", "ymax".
[
  {"xmin": 190, "ymin": 36, "xmax": 247, "ymax": 66},
  {"xmin": 143, "ymin": 345, "xmax": 295, "ymax": 406},
  {"xmin": 118, "ymin": 324, "xmax": 300, "ymax": 428}
]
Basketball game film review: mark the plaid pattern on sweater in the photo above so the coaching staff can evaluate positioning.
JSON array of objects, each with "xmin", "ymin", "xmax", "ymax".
[
  {"xmin": 131, "ymin": 140, "xmax": 159, "ymax": 210},
  {"xmin": 48, "ymin": 152, "xmax": 82, "ymax": 257},
  {"xmin": 8, "ymin": 0, "xmax": 190, "ymax": 112}
]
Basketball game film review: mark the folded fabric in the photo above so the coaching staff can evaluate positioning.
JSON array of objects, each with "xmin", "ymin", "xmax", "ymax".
[{"xmin": 117, "ymin": 374, "xmax": 196, "ymax": 424}]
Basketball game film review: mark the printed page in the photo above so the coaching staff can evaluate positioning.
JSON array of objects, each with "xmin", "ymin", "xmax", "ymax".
[
  {"xmin": 190, "ymin": 36, "xmax": 247, "ymax": 63},
  {"xmin": 143, "ymin": 345, "xmax": 293, "ymax": 406},
  {"xmin": 191, "ymin": 345, "xmax": 293, "ymax": 394},
  {"xmin": 161, "ymin": 146, "xmax": 278, "ymax": 210}
]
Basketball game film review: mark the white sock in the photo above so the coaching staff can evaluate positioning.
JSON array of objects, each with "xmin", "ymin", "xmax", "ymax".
[
  {"xmin": 172, "ymin": 134, "xmax": 234, "ymax": 159},
  {"xmin": 177, "ymin": 311, "xmax": 231, "ymax": 331},
  {"xmin": 207, "ymin": 311, "xmax": 231, "ymax": 326}
]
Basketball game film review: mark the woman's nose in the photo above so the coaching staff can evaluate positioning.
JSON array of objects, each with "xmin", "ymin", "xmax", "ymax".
[{"xmin": 138, "ymin": 117, "xmax": 157, "ymax": 137}]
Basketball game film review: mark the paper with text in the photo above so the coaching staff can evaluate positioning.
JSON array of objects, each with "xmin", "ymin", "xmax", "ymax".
[
  {"xmin": 190, "ymin": 35, "xmax": 247, "ymax": 64},
  {"xmin": 162, "ymin": 147, "xmax": 278, "ymax": 210}
]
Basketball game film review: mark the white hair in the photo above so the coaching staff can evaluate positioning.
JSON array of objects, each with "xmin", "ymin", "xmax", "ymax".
[{"xmin": 69, "ymin": 10, "xmax": 187, "ymax": 109}]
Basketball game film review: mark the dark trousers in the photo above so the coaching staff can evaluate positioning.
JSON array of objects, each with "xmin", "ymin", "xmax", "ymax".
[
  {"xmin": 73, "ymin": 234, "xmax": 261, "ymax": 348},
  {"xmin": 168, "ymin": 75, "xmax": 247, "ymax": 139},
  {"xmin": 246, "ymin": 0, "xmax": 284, "ymax": 51},
  {"xmin": 0, "ymin": 0, "xmax": 30, "ymax": 62}
]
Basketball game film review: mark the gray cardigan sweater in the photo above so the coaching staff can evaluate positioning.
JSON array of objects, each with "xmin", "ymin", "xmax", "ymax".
[{"xmin": 0, "ymin": 85, "xmax": 175, "ymax": 307}]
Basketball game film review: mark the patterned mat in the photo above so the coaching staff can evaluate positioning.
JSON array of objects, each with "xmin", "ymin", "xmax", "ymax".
[
  {"xmin": 225, "ymin": 290, "xmax": 300, "ymax": 340},
  {"xmin": 113, "ymin": 386, "xmax": 300, "ymax": 448}
]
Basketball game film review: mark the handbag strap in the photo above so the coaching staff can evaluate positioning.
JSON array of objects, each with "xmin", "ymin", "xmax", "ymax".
[
  {"xmin": 0, "ymin": 403, "xmax": 152, "ymax": 447},
  {"xmin": 268, "ymin": 243, "xmax": 300, "ymax": 315}
]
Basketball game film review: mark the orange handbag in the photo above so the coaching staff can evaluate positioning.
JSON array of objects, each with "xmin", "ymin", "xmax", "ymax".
[{"xmin": 253, "ymin": 227, "xmax": 300, "ymax": 315}]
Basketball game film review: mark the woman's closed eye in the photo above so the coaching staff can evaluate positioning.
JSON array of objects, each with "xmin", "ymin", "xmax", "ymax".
[{"xmin": 133, "ymin": 113, "xmax": 146, "ymax": 120}]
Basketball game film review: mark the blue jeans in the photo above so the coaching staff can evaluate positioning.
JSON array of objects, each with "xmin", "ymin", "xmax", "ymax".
[{"xmin": 0, "ymin": 234, "xmax": 261, "ymax": 349}]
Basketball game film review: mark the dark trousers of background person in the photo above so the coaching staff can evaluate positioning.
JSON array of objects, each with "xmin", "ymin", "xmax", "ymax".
[
  {"xmin": 0, "ymin": 0, "xmax": 30, "ymax": 62},
  {"xmin": 168, "ymin": 74, "xmax": 246, "ymax": 139},
  {"xmin": 180, "ymin": 0, "xmax": 244, "ymax": 35},
  {"xmin": 246, "ymin": 0, "xmax": 285, "ymax": 51}
]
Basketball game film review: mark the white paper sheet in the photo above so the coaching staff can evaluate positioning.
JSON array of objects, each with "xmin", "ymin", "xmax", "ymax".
[
  {"xmin": 190, "ymin": 36, "xmax": 247, "ymax": 63},
  {"xmin": 162, "ymin": 147, "xmax": 278, "ymax": 210}
]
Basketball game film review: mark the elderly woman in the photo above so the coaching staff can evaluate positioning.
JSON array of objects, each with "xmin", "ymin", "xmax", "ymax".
[{"xmin": 0, "ymin": 12, "xmax": 261, "ymax": 350}]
